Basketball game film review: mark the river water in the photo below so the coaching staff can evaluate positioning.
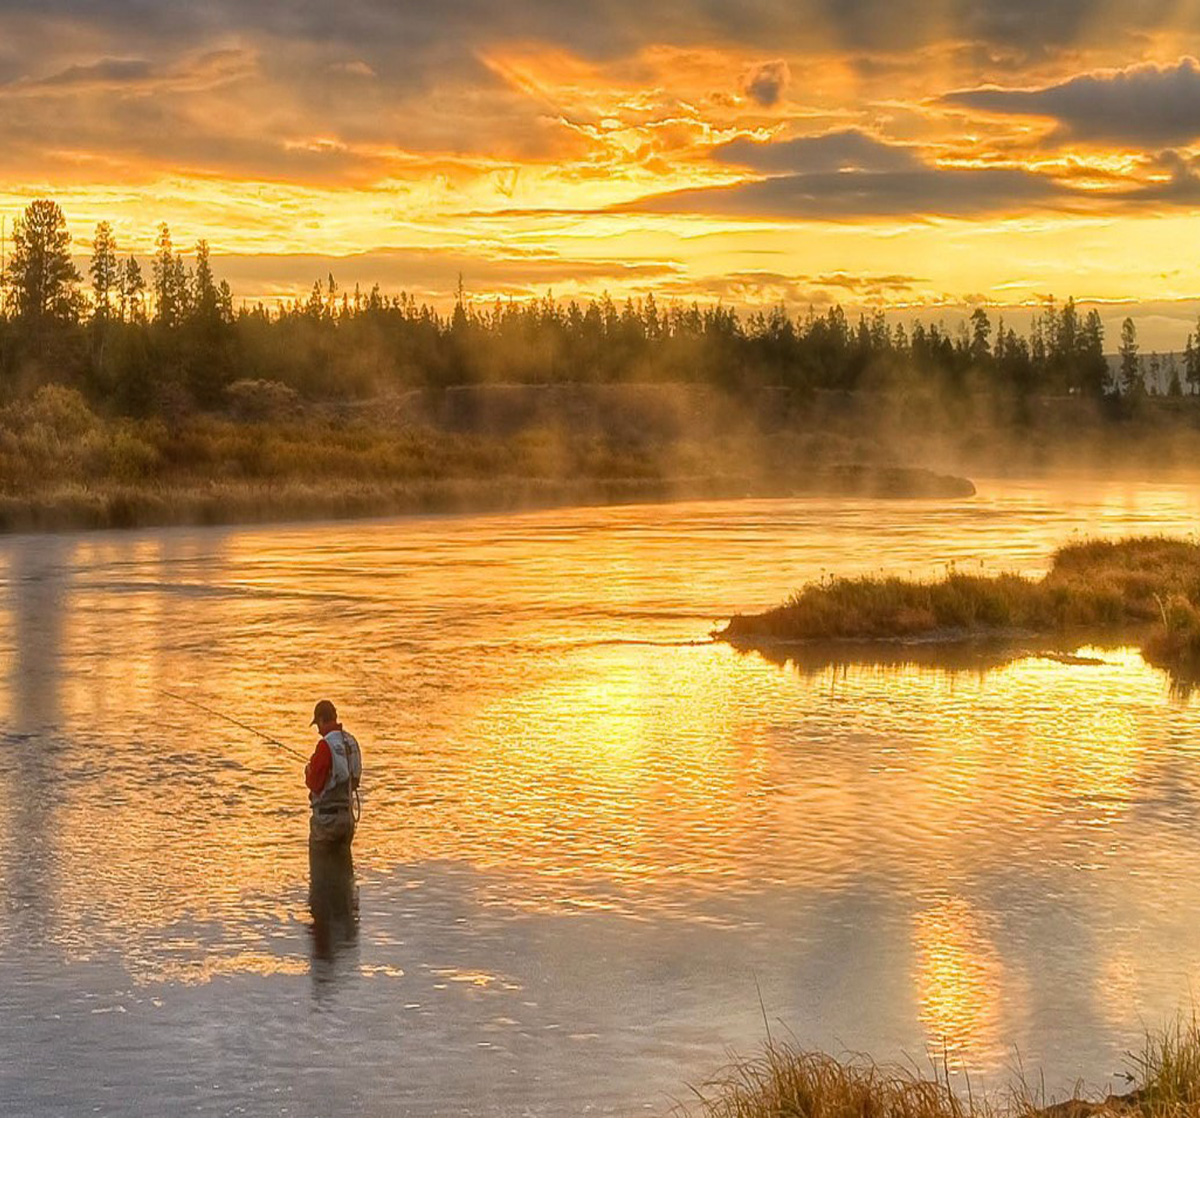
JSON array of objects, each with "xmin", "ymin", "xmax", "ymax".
[{"xmin": 2, "ymin": 478, "xmax": 1200, "ymax": 1115}]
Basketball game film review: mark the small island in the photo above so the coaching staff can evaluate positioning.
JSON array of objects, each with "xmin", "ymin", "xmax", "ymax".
[{"xmin": 718, "ymin": 536, "xmax": 1200, "ymax": 679}]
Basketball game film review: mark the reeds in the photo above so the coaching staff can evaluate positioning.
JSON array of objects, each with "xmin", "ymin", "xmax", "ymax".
[
  {"xmin": 689, "ymin": 1012, "xmax": 1200, "ymax": 1118},
  {"xmin": 1142, "ymin": 595, "xmax": 1200, "ymax": 675},
  {"xmin": 691, "ymin": 1042, "xmax": 978, "ymax": 1117},
  {"xmin": 1119, "ymin": 1012, "xmax": 1200, "ymax": 1117}
]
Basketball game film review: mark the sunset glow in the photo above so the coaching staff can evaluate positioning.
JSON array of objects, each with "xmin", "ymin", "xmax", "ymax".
[{"xmin": 5, "ymin": 2, "xmax": 1200, "ymax": 342}]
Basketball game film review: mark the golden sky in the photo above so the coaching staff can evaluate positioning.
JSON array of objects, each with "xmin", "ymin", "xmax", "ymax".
[{"xmin": 5, "ymin": 1, "xmax": 1200, "ymax": 345}]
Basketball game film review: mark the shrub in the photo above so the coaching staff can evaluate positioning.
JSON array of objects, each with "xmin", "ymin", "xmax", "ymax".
[
  {"xmin": 7, "ymin": 384, "xmax": 97, "ymax": 439},
  {"xmin": 222, "ymin": 378, "xmax": 302, "ymax": 422}
]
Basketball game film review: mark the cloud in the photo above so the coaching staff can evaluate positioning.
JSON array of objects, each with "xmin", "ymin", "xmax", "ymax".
[
  {"xmin": 34, "ymin": 57, "xmax": 156, "ymax": 89},
  {"xmin": 810, "ymin": 272, "xmax": 921, "ymax": 291},
  {"xmin": 211, "ymin": 246, "xmax": 683, "ymax": 302},
  {"xmin": 3, "ymin": 2, "xmax": 1200, "ymax": 236},
  {"xmin": 679, "ymin": 267, "xmax": 926, "ymax": 307},
  {"xmin": 0, "ymin": 34, "xmax": 587, "ymax": 188},
  {"xmin": 944, "ymin": 58, "xmax": 1200, "ymax": 145},
  {"xmin": 0, "ymin": 2, "xmax": 1186, "ymax": 93},
  {"xmin": 626, "ymin": 167, "xmax": 1062, "ymax": 219},
  {"xmin": 0, "ymin": 2, "xmax": 1070, "ymax": 57},
  {"xmin": 625, "ymin": 130, "xmax": 1064, "ymax": 219},
  {"xmin": 714, "ymin": 129, "xmax": 918, "ymax": 173},
  {"xmin": 0, "ymin": 2, "xmax": 1194, "ymax": 200},
  {"xmin": 5, "ymin": 46, "xmax": 258, "ymax": 98},
  {"xmin": 1105, "ymin": 150, "xmax": 1200, "ymax": 205},
  {"xmin": 742, "ymin": 60, "xmax": 790, "ymax": 107},
  {"xmin": 687, "ymin": 271, "xmax": 828, "ymax": 305}
]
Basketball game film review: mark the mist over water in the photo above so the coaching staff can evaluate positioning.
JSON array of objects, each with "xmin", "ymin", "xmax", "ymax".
[{"xmin": 2, "ymin": 478, "xmax": 1200, "ymax": 1114}]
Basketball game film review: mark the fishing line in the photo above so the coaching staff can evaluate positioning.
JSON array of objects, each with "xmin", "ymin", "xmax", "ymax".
[
  {"xmin": 161, "ymin": 689, "xmax": 307, "ymax": 761},
  {"xmin": 163, "ymin": 689, "xmax": 365, "ymax": 825}
]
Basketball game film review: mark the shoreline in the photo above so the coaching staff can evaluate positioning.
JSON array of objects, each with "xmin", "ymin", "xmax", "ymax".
[{"xmin": 0, "ymin": 466, "xmax": 974, "ymax": 538}]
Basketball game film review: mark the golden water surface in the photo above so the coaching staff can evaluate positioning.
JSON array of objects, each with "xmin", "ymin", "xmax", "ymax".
[{"xmin": 2, "ymin": 478, "xmax": 1200, "ymax": 1114}]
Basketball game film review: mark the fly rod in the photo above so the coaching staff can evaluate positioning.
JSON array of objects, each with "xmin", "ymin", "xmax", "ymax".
[
  {"xmin": 163, "ymin": 689, "xmax": 368, "ymax": 826},
  {"xmin": 162, "ymin": 689, "xmax": 307, "ymax": 761}
]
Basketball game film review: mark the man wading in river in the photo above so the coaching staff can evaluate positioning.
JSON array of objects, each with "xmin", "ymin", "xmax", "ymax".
[{"xmin": 305, "ymin": 700, "xmax": 363, "ymax": 847}]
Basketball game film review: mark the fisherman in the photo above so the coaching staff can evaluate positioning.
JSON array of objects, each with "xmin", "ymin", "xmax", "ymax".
[{"xmin": 305, "ymin": 699, "xmax": 363, "ymax": 847}]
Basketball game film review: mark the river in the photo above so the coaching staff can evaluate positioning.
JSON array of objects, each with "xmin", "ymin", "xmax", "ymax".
[{"xmin": 2, "ymin": 477, "xmax": 1200, "ymax": 1114}]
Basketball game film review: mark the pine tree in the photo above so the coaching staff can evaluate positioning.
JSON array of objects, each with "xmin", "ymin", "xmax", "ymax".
[
  {"xmin": 192, "ymin": 239, "xmax": 218, "ymax": 319},
  {"xmin": 1119, "ymin": 318, "xmax": 1143, "ymax": 395},
  {"xmin": 152, "ymin": 223, "xmax": 180, "ymax": 327},
  {"xmin": 172, "ymin": 252, "xmax": 191, "ymax": 320},
  {"xmin": 1080, "ymin": 309, "xmax": 1108, "ymax": 394},
  {"xmin": 89, "ymin": 221, "xmax": 119, "ymax": 319},
  {"xmin": 1057, "ymin": 298, "xmax": 1079, "ymax": 387},
  {"xmin": 969, "ymin": 307, "xmax": 991, "ymax": 365},
  {"xmin": 123, "ymin": 256, "xmax": 146, "ymax": 322},
  {"xmin": 1168, "ymin": 362, "xmax": 1183, "ymax": 397},
  {"xmin": 4, "ymin": 198, "xmax": 80, "ymax": 322},
  {"xmin": 451, "ymin": 272, "xmax": 467, "ymax": 336},
  {"xmin": 644, "ymin": 292, "xmax": 660, "ymax": 340}
]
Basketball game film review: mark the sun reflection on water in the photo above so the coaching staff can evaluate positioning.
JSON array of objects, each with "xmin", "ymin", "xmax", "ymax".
[{"xmin": 912, "ymin": 895, "xmax": 1013, "ymax": 1071}]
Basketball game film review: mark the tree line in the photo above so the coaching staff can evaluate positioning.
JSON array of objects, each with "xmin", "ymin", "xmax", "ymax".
[{"xmin": 1, "ymin": 197, "xmax": 1195, "ymax": 417}]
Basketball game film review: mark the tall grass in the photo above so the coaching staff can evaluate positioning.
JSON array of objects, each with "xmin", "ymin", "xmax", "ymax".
[
  {"xmin": 689, "ymin": 1012, "xmax": 1200, "ymax": 1118},
  {"xmin": 1142, "ymin": 595, "xmax": 1200, "ymax": 676},
  {"xmin": 1118, "ymin": 1012, "xmax": 1200, "ymax": 1117},
  {"xmin": 692, "ymin": 1042, "xmax": 978, "ymax": 1118}
]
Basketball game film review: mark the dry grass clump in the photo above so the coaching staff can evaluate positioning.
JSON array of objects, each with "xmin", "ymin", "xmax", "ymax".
[
  {"xmin": 1120, "ymin": 1013, "xmax": 1200, "ymax": 1117},
  {"xmin": 1051, "ymin": 537, "xmax": 1200, "ymax": 619},
  {"xmin": 690, "ymin": 1012, "xmax": 1200, "ymax": 1118},
  {"xmin": 693, "ymin": 1042, "xmax": 980, "ymax": 1118},
  {"xmin": 721, "ymin": 537, "xmax": 1200, "ymax": 680},
  {"xmin": 1142, "ymin": 595, "xmax": 1200, "ymax": 676},
  {"xmin": 725, "ymin": 571, "xmax": 1045, "ymax": 640}
]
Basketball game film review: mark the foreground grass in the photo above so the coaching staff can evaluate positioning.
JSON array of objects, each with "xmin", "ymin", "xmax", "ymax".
[
  {"xmin": 721, "ymin": 535, "xmax": 1200, "ymax": 679},
  {"xmin": 690, "ymin": 1014, "xmax": 1200, "ymax": 1117}
]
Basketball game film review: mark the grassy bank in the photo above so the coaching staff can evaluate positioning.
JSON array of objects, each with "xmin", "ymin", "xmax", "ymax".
[
  {"xmin": 690, "ymin": 1014, "xmax": 1200, "ymax": 1117},
  {"xmin": 0, "ymin": 383, "xmax": 972, "ymax": 533},
  {"xmin": 0, "ymin": 470, "xmax": 975, "ymax": 534},
  {"xmin": 720, "ymin": 536, "xmax": 1200, "ymax": 679}
]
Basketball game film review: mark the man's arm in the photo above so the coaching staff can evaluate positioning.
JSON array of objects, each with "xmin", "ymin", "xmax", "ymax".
[{"xmin": 305, "ymin": 739, "xmax": 332, "ymax": 796}]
